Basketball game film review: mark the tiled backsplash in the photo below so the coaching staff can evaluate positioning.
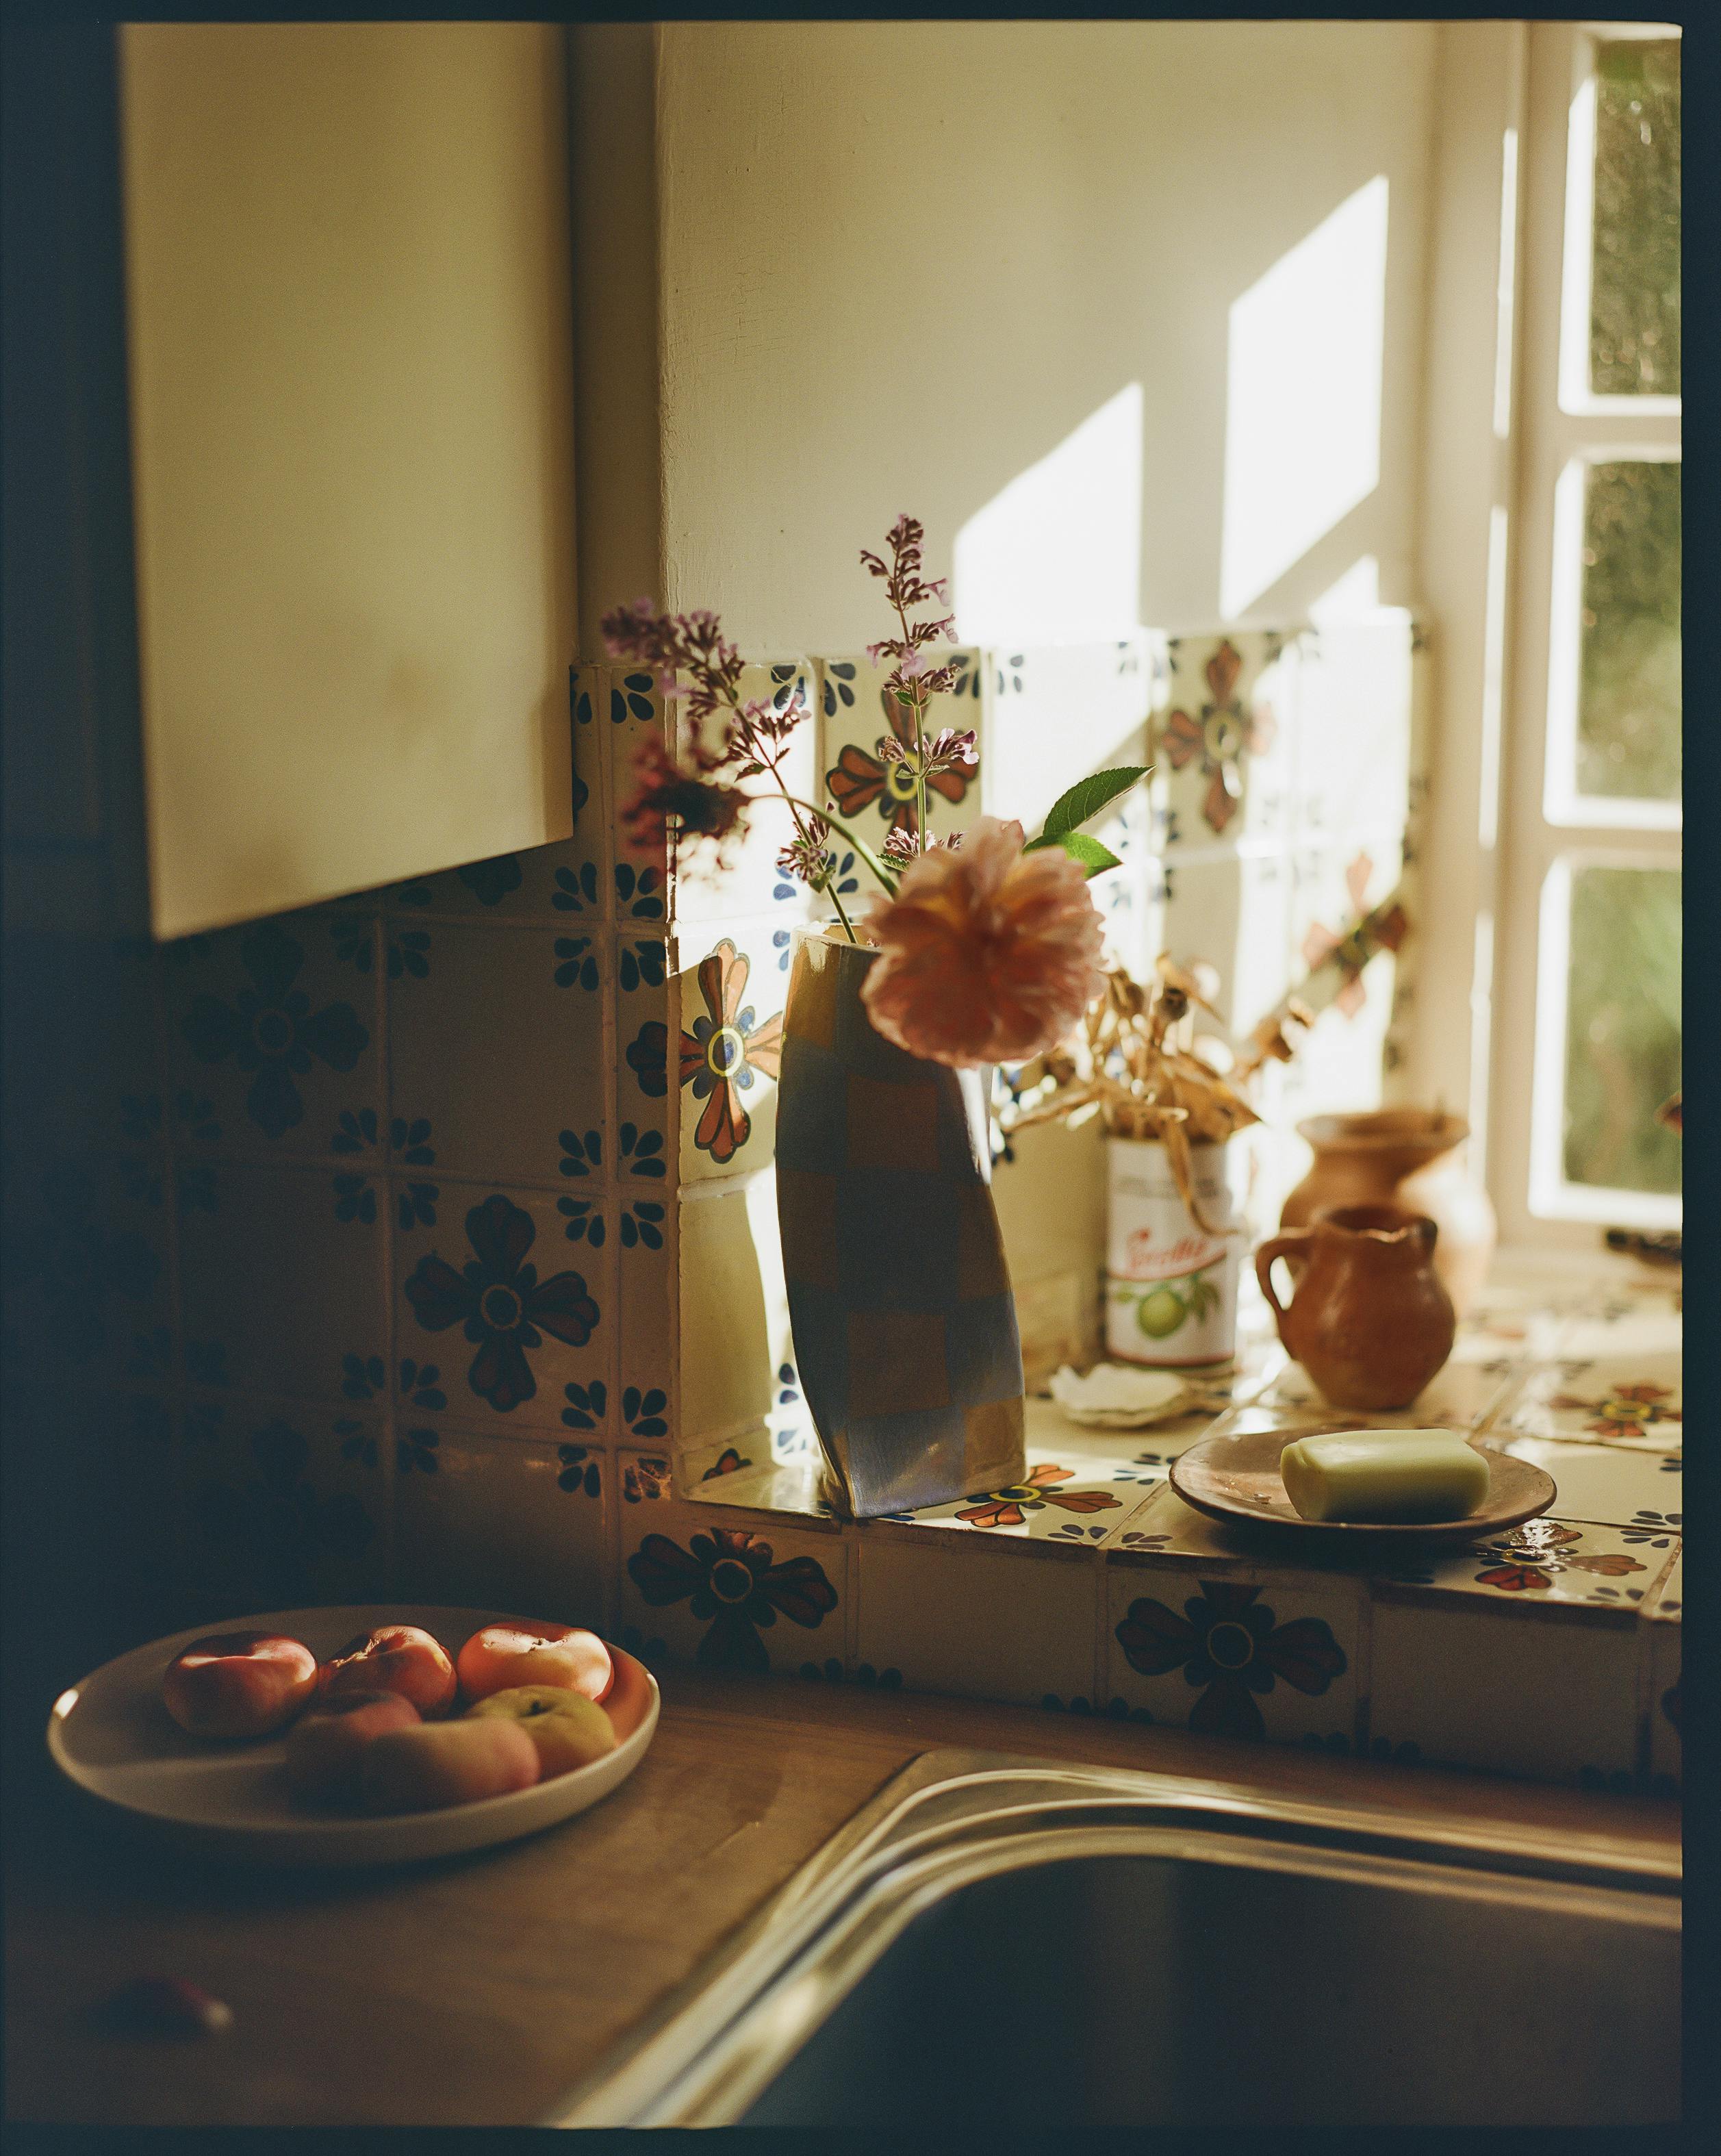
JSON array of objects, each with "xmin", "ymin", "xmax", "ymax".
[{"xmin": 3, "ymin": 624, "xmax": 1432, "ymax": 1692}]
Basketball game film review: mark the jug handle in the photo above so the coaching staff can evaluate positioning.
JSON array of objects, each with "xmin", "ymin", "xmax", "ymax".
[{"xmin": 1255, "ymin": 1231, "xmax": 1312, "ymax": 1332}]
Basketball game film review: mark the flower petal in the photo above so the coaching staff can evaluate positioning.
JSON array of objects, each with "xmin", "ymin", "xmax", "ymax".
[
  {"xmin": 466, "ymin": 1193, "xmax": 535, "ymax": 1282},
  {"xmin": 1115, "ymin": 1596, "xmax": 1197, "ymax": 1676},
  {"xmin": 404, "ymin": 1253, "xmax": 472, "ymax": 1333}
]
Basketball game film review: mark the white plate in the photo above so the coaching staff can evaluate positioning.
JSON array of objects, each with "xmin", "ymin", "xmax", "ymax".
[{"xmin": 46, "ymin": 1605, "xmax": 660, "ymax": 1868}]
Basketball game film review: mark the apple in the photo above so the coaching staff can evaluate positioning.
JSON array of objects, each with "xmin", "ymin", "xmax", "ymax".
[
  {"xmin": 357, "ymin": 1717, "xmax": 540, "ymax": 1815},
  {"xmin": 466, "ymin": 1686, "xmax": 618, "ymax": 1777},
  {"xmin": 283, "ymin": 1687, "xmax": 422, "ymax": 1804},
  {"xmin": 456, "ymin": 1622, "xmax": 613, "ymax": 1707},
  {"xmin": 162, "ymin": 1631, "xmax": 319, "ymax": 1740},
  {"xmin": 320, "ymin": 1624, "xmax": 457, "ymax": 1718}
]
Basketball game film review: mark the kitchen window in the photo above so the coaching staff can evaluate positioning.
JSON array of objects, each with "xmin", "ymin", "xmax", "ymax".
[{"xmin": 1492, "ymin": 21, "xmax": 1681, "ymax": 1241}]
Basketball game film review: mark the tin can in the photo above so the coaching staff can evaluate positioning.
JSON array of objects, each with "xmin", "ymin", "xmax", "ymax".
[{"xmin": 1104, "ymin": 1137, "xmax": 1241, "ymax": 1368}]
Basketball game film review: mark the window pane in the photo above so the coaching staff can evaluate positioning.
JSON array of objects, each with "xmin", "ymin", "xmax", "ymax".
[
  {"xmin": 1577, "ymin": 460, "xmax": 1680, "ymax": 802},
  {"xmin": 1590, "ymin": 37, "xmax": 1680, "ymax": 397},
  {"xmin": 1562, "ymin": 864, "xmax": 1681, "ymax": 1197}
]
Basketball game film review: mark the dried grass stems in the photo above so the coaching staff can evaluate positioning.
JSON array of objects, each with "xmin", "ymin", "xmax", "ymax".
[{"xmin": 1003, "ymin": 956, "xmax": 1314, "ymax": 1234}]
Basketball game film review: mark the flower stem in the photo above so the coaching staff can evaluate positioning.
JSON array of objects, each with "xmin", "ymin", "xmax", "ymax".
[{"xmin": 780, "ymin": 796, "xmax": 900, "ymax": 898}]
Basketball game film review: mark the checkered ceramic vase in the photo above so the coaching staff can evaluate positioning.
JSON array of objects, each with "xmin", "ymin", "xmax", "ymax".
[{"xmin": 775, "ymin": 929, "xmax": 1027, "ymax": 1519}]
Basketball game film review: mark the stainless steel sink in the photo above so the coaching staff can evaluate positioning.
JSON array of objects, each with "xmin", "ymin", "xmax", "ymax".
[{"xmin": 550, "ymin": 1749, "xmax": 1681, "ymax": 2129}]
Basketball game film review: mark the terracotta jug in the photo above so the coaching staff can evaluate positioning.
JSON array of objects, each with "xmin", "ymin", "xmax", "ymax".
[
  {"xmin": 1254, "ymin": 1204, "xmax": 1456, "ymax": 1411},
  {"xmin": 1281, "ymin": 1110, "xmax": 1496, "ymax": 1317}
]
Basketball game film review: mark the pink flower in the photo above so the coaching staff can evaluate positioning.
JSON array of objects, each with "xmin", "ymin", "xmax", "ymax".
[{"xmin": 860, "ymin": 817, "xmax": 1106, "ymax": 1067}]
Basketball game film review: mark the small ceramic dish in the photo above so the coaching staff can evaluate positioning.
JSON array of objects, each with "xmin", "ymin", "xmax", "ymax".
[
  {"xmin": 1169, "ymin": 1427, "xmax": 1556, "ymax": 1543},
  {"xmin": 47, "ymin": 1604, "xmax": 659, "ymax": 1868},
  {"xmin": 1047, "ymin": 1364, "xmax": 1193, "ymax": 1428}
]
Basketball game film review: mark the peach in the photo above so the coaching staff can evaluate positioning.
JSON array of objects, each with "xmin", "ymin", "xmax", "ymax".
[
  {"xmin": 283, "ymin": 1687, "xmax": 422, "ymax": 1805},
  {"xmin": 320, "ymin": 1624, "xmax": 458, "ymax": 1718},
  {"xmin": 456, "ymin": 1622, "xmax": 613, "ymax": 1707},
  {"xmin": 162, "ymin": 1632, "xmax": 320, "ymax": 1740},
  {"xmin": 467, "ymin": 1686, "xmax": 618, "ymax": 1777},
  {"xmin": 357, "ymin": 1716, "xmax": 540, "ymax": 1815}
]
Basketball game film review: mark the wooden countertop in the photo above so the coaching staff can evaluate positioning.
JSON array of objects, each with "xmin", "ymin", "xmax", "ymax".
[{"xmin": 4, "ymin": 1669, "xmax": 1681, "ymax": 2127}]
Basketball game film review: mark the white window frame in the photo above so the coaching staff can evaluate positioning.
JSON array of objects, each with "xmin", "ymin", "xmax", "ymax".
[{"xmin": 1488, "ymin": 18, "xmax": 1681, "ymax": 1247}]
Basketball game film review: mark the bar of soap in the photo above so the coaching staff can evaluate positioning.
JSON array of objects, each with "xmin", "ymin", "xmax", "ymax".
[{"xmin": 1279, "ymin": 1430, "xmax": 1490, "ymax": 1524}]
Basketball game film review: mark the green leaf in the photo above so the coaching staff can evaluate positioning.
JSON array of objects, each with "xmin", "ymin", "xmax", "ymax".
[
  {"xmin": 1021, "ymin": 829, "xmax": 1123, "ymax": 877},
  {"xmin": 1038, "ymin": 765, "xmax": 1151, "ymax": 841}
]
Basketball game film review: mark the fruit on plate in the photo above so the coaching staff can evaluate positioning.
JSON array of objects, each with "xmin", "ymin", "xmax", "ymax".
[
  {"xmin": 456, "ymin": 1621, "xmax": 613, "ymax": 1706},
  {"xmin": 161, "ymin": 1632, "xmax": 320, "ymax": 1740},
  {"xmin": 283, "ymin": 1688, "xmax": 422, "ymax": 1804},
  {"xmin": 320, "ymin": 1624, "xmax": 458, "ymax": 1718},
  {"xmin": 467, "ymin": 1686, "xmax": 619, "ymax": 1777},
  {"xmin": 357, "ymin": 1716, "xmax": 541, "ymax": 1815}
]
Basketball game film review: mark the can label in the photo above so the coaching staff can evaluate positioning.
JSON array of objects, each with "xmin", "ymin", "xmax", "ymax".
[{"xmin": 1104, "ymin": 1138, "xmax": 1241, "ymax": 1368}]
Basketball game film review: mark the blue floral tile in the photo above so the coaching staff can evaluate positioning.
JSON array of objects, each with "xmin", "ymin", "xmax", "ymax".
[
  {"xmin": 674, "ymin": 661, "xmax": 819, "ymax": 924},
  {"xmin": 854, "ymin": 1534, "xmax": 1093, "ymax": 1710},
  {"xmin": 387, "ymin": 920, "xmax": 605, "ymax": 1187},
  {"xmin": 180, "ymin": 1393, "xmax": 387, "ymax": 1612},
  {"xmin": 165, "ymin": 909, "xmax": 382, "ymax": 1158},
  {"xmin": 1367, "ymin": 1597, "xmax": 1640, "ymax": 1784},
  {"xmin": 392, "ymin": 1419, "xmax": 609, "ymax": 1627},
  {"xmin": 1103, "ymin": 1559, "xmax": 1359, "ymax": 1748},
  {"xmin": 609, "ymin": 663, "xmax": 672, "ymax": 906},
  {"xmin": 393, "ymin": 1181, "xmax": 609, "ymax": 1434},
  {"xmin": 3, "ymin": 1153, "xmax": 174, "ymax": 1395},
  {"xmin": 617, "ymin": 933, "xmax": 672, "ymax": 1169},
  {"xmin": 619, "ymin": 1496, "xmax": 847, "ymax": 1675},
  {"xmin": 177, "ymin": 1160, "xmax": 387, "ymax": 1407},
  {"xmin": 674, "ymin": 922, "xmax": 788, "ymax": 1183},
  {"xmin": 619, "ymin": 1180, "xmax": 675, "ymax": 1439}
]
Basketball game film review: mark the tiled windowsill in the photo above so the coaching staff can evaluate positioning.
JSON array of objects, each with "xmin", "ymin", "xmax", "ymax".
[{"xmin": 622, "ymin": 1252, "xmax": 1682, "ymax": 1792}]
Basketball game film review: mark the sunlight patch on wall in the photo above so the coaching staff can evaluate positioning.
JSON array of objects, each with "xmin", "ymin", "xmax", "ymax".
[
  {"xmin": 1308, "ymin": 555, "xmax": 1381, "ymax": 623},
  {"xmin": 1221, "ymin": 177, "xmax": 1389, "ymax": 618},
  {"xmin": 954, "ymin": 384, "xmax": 1143, "ymax": 646}
]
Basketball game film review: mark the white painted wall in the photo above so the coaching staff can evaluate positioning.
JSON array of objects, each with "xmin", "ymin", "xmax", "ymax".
[{"xmin": 631, "ymin": 19, "xmax": 1438, "ymax": 652}]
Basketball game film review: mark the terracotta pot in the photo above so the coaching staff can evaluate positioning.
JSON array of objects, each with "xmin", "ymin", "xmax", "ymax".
[
  {"xmin": 774, "ymin": 928, "xmax": 1025, "ymax": 1519},
  {"xmin": 1281, "ymin": 1109, "xmax": 1496, "ymax": 1317},
  {"xmin": 1254, "ymin": 1204, "xmax": 1456, "ymax": 1411}
]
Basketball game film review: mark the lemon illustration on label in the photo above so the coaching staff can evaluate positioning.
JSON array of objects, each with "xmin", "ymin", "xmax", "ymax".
[{"xmin": 1136, "ymin": 1286, "xmax": 1186, "ymax": 1339}]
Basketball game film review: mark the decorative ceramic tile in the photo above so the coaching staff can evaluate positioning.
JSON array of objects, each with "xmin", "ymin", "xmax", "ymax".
[
  {"xmin": 615, "ymin": 931, "xmax": 672, "ymax": 1182},
  {"xmin": 1290, "ymin": 616, "xmax": 1414, "ymax": 839},
  {"xmin": 1286, "ymin": 836, "xmax": 1405, "ymax": 1014},
  {"xmin": 608, "ymin": 661, "xmax": 672, "ymax": 908},
  {"xmin": 981, "ymin": 638, "xmax": 1156, "ymax": 837},
  {"xmin": 1486, "ymin": 1353, "xmax": 1682, "ymax": 1451},
  {"xmin": 165, "ymin": 906, "xmax": 383, "ymax": 1160},
  {"xmin": 1155, "ymin": 631, "xmax": 1297, "ymax": 849},
  {"xmin": 1483, "ymin": 1434, "xmax": 1681, "ymax": 1530},
  {"xmin": 672, "ymin": 921, "xmax": 789, "ymax": 1182},
  {"xmin": 682, "ymin": 1438, "xmax": 830, "ymax": 1521},
  {"xmin": 617, "ymin": 1494, "xmax": 847, "ymax": 1676},
  {"xmin": 387, "ymin": 919, "xmax": 606, "ymax": 1189},
  {"xmin": 1255, "ymin": 1354, "xmax": 1516, "ymax": 1432},
  {"xmin": 678, "ymin": 1181, "xmax": 776, "ymax": 1443},
  {"xmin": 1644, "ymin": 1552, "xmax": 1680, "ymax": 1790},
  {"xmin": 1367, "ymin": 1599, "xmax": 1640, "ymax": 1783},
  {"xmin": 392, "ymin": 1419, "xmax": 609, "ymax": 1627},
  {"xmin": 2, "ymin": 1150, "xmax": 175, "ymax": 1396},
  {"xmin": 178, "ymin": 1158, "xmax": 387, "ymax": 1406},
  {"xmin": 181, "ymin": 1393, "xmax": 387, "ymax": 1613},
  {"xmin": 1160, "ymin": 850, "xmax": 1292, "ymax": 1036},
  {"xmin": 1104, "ymin": 1559, "xmax": 1360, "ymax": 1749},
  {"xmin": 615, "ymin": 1184, "xmax": 672, "ymax": 1447},
  {"xmin": 876, "ymin": 1444, "xmax": 1157, "ymax": 1547},
  {"xmin": 815, "ymin": 649, "xmax": 984, "ymax": 880},
  {"xmin": 1552, "ymin": 1300, "xmax": 1684, "ymax": 1362},
  {"xmin": 1368, "ymin": 1517, "xmax": 1673, "ymax": 1612},
  {"xmin": 1023, "ymin": 1394, "xmax": 1218, "ymax": 1472},
  {"xmin": 854, "ymin": 1531, "xmax": 1097, "ymax": 1710},
  {"xmin": 667, "ymin": 660, "xmax": 819, "ymax": 925},
  {"xmin": 392, "ymin": 1179, "xmax": 609, "ymax": 1434}
]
